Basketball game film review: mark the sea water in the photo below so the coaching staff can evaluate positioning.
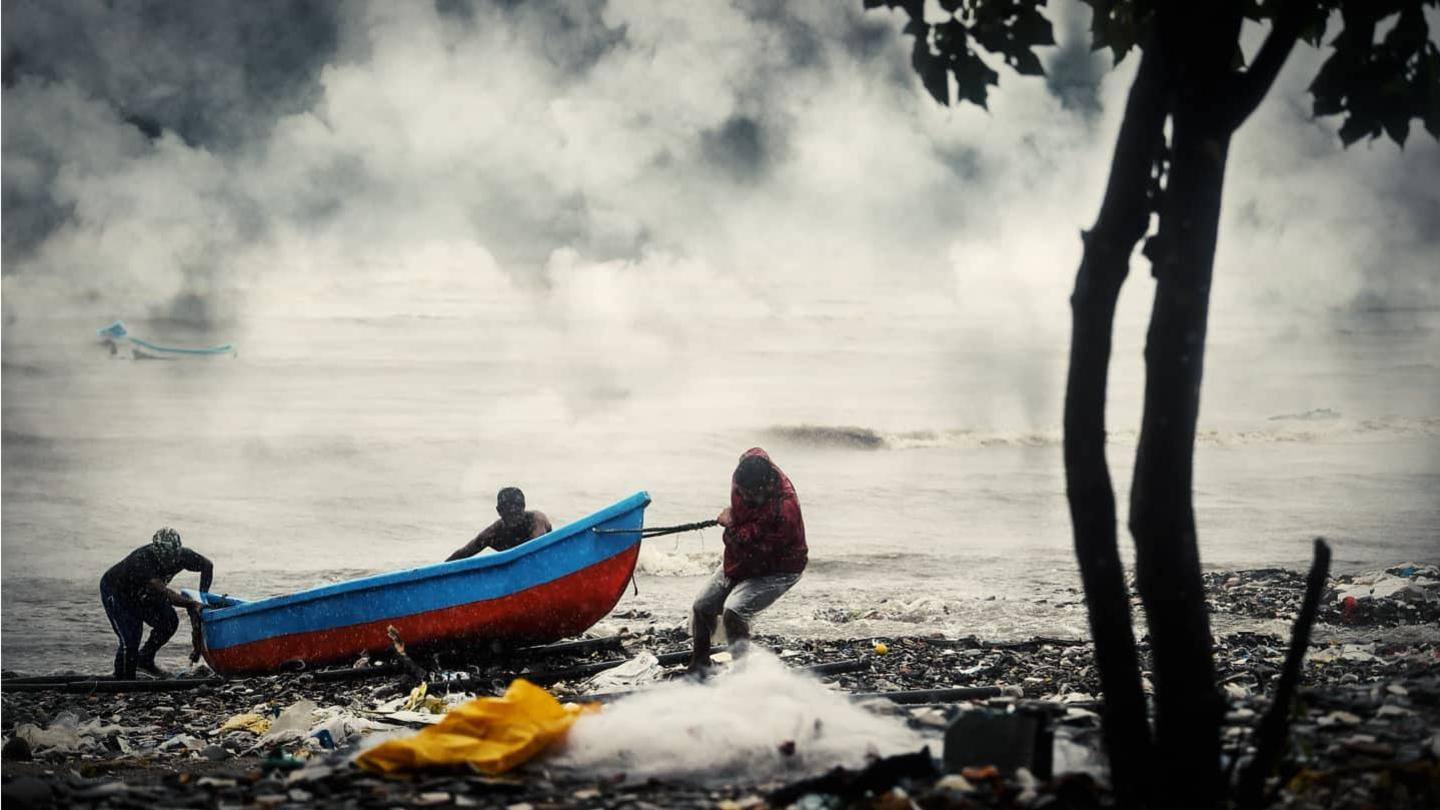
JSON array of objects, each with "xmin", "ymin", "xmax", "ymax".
[{"xmin": 2, "ymin": 286, "xmax": 1437, "ymax": 674}]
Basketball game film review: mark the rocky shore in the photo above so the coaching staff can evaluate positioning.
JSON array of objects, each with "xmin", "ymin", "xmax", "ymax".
[{"xmin": 3, "ymin": 563, "xmax": 1437, "ymax": 809}]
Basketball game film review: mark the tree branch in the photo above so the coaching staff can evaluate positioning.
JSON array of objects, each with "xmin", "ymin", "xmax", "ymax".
[
  {"xmin": 1235, "ymin": 538, "xmax": 1332, "ymax": 808},
  {"xmin": 1227, "ymin": 0, "xmax": 1307, "ymax": 130},
  {"xmin": 1064, "ymin": 40, "xmax": 1173, "ymax": 809}
]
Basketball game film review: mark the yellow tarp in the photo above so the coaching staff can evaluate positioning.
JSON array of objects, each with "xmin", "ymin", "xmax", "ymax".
[
  {"xmin": 217, "ymin": 712, "xmax": 272, "ymax": 735},
  {"xmin": 356, "ymin": 679, "xmax": 597, "ymax": 775}
]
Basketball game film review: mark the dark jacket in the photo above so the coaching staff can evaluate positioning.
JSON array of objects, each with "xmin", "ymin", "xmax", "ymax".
[
  {"xmin": 101, "ymin": 546, "xmax": 210, "ymax": 605},
  {"xmin": 723, "ymin": 447, "xmax": 807, "ymax": 580}
]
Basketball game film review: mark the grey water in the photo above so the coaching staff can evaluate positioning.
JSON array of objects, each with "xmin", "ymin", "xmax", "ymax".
[{"xmin": 3, "ymin": 295, "xmax": 1438, "ymax": 674}]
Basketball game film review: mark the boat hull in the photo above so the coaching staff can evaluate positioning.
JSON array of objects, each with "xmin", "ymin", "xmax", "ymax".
[{"xmin": 196, "ymin": 492, "xmax": 649, "ymax": 676}]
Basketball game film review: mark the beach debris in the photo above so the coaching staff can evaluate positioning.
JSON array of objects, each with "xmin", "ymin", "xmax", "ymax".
[
  {"xmin": 767, "ymin": 747, "xmax": 938, "ymax": 808},
  {"xmin": 356, "ymin": 679, "xmax": 597, "ymax": 775},
  {"xmin": 942, "ymin": 709, "xmax": 1053, "ymax": 778},
  {"xmin": 2, "ymin": 563, "xmax": 1437, "ymax": 808},
  {"xmin": 1, "ymin": 776, "xmax": 55, "ymax": 806},
  {"xmin": 217, "ymin": 712, "xmax": 271, "ymax": 735},
  {"xmin": 158, "ymin": 733, "xmax": 206, "ymax": 751},
  {"xmin": 2, "ymin": 736, "xmax": 33, "ymax": 761},
  {"xmin": 583, "ymin": 651, "xmax": 662, "ymax": 692},
  {"xmin": 11, "ymin": 711, "xmax": 124, "ymax": 756},
  {"xmin": 384, "ymin": 625, "xmax": 432, "ymax": 686}
]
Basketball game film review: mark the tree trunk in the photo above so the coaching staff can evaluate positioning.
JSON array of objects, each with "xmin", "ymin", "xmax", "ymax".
[
  {"xmin": 1063, "ymin": 44, "xmax": 1171, "ymax": 807},
  {"xmin": 1128, "ymin": 7, "xmax": 1242, "ymax": 806}
]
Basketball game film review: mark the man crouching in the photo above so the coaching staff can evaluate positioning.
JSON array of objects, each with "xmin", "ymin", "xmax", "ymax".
[{"xmin": 689, "ymin": 447, "xmax": 807, "ymax": 672}]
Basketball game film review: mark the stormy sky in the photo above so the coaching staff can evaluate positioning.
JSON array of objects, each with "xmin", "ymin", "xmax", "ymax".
[{"xmin": 2, "ymin": 0, "xmax": 1438, "ymax": 353}]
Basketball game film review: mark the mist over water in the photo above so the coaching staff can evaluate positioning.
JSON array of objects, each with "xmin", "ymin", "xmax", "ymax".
[
  {"xmin": 4, "ymin": 299, "xmax": 1436, "ymax": 673},
  {"xmin": 3, "ymin": 1, "xmax": 1438, "ymax": 674}
]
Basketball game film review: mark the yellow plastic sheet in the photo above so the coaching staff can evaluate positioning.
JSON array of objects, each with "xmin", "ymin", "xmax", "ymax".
[
  {"xmin": 217, "ymin": 713, "xmax": 272, "ymax": 735},
  {"xmin": 356, "ymin": 679, "xmax": 597, "ymax": 775}
]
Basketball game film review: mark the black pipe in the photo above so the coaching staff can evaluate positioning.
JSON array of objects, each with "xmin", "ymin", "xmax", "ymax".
[
  {"xmin": 302, "ymin": 635, "xmax": 630, "ymax": 683},
  {"xmin": 1, "ymin": 674, "xmax": 105, "ymax": 685},
  {"xmin": 514, "ymin": 635, "xmax": 628, "ymax": 659},
  {"xmin": 849, "ymin": 686, "xmax": 1003, "ymax": 704},
  {"xmin": 802, "ymin": 658, "xmax": 868, "ymax": 677},
  {"xmin": 2, "ymin": 677, "xmax": 226, "ymax": 694}
]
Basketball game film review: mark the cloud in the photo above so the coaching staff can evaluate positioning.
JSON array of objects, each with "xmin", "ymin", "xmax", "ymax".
[{"xmin": 1, "ymin": 0, "xmax": 1436, "ymax": 417}]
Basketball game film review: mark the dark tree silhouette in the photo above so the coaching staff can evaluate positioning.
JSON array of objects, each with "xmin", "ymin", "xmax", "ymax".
[{"xmin": 865, "ymin": 0, "xmax": 1439, "ymax": 806}]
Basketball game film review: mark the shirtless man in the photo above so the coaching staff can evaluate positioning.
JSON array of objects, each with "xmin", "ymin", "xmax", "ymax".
[{"xmin": 446, "ymin": 487, "xmax": 553, "ymax": 561}]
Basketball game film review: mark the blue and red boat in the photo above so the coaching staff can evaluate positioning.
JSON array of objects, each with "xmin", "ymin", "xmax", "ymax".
[{"xmin": 189, "ymin": 492, "xmax": 650, "ymax": 676}]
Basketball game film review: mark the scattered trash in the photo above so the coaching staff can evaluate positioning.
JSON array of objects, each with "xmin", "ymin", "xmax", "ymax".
[
  {"xmin": 217, "ymin": 712, "xmax": 271, "ymax": 735},
  {"xmin": 159, "ymin": 733, "xmax": 206, "ymax": 751},
  {"xmin": 768, "ymin": 747, "xmax": 938, "ymax": 808},
  {"xmin": 12, "ymin": 711, "xmax": 124, "ymax": 755},
  {"xmin": 357, "ymin": 679, "xmax": 597, "ymax": 775},
  {"xmin": 2, "ymin": 736, "xmax": 34, "ymax": 761},
  {"xmin": 583, "ymin": 651, "xmax": 662, "ymax": 692},
  {"xmin": 1, "ymin": 561, "xmax": 1435, "ymax": 808},
  {"xmin": 943, "ymin": 709, "xmax": 1053, "ymax": 778}
]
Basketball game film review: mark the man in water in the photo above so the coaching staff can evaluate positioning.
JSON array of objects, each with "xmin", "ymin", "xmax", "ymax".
[
  {"xmin": 690, "ymin": 448, "xmax": 807, "ymax": 671},
  {"xmin": 100, "ymin": 527, "xmax": 213, "ymax": 679},
  {"xmin": 447, "ymin": 487, "xmax": 554, "ymax": 561}
]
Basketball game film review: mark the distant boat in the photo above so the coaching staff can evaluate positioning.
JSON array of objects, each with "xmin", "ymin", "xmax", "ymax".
[
  {"xmin": 187, "ymin": 492, "xmax": 651, "ymax": 676},
  {"xmin": 97, "ymin": 320, "xmax": 236, "ymax": 359}
]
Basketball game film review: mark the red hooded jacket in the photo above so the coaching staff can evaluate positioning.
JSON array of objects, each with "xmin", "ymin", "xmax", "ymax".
[{"xmin": 723, "ymin": 447, "xmax": 807, "ymax": 580}]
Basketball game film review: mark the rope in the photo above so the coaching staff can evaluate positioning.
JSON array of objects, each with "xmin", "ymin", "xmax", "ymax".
[{"xmin": 594, "ymin": 519, "xmax": 720, "ymax": 538}]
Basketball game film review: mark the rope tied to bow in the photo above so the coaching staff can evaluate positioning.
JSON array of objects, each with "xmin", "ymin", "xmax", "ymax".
[{"xmin": 594, "ymin": 519, "xmax": 720, "ymax": 539}]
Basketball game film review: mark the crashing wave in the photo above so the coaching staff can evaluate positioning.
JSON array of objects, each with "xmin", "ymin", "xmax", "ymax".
[
  {"xmin": 764, "ymin": 425, "xmax": 887, "ymax": 449},
  {"xmin": 763, "ymin": 416, "xmax": 1440, "ymax": 451},
  {"xmin": 1268, "ymin": 408, "xmax": 1342, "ymax": 421}
]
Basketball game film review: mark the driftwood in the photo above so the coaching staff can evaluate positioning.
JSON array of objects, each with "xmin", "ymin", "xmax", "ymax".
[{"xmin": 1235, "ymin": 538, "xmax": 1332, "ymax": 808}]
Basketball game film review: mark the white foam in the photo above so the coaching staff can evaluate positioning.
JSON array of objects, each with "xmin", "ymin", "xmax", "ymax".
[
  {"xmin": 635, "ymin": 546, "xmax": 718, "ymax": 577},
  {"xmin": 548, "ymin": 650, "xmax": 931, "ymax": 784}
]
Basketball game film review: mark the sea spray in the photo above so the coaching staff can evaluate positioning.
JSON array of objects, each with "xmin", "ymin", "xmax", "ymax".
[
  {"xmin": 548, "ymin": 650, "xmax": 933, "ymax": 784},
  {"xmin": 635, "ymin": 545, "xmax": 717, "ymax": 578}
]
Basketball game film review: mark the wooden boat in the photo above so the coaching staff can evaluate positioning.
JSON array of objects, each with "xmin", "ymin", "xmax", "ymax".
[
  {"xmin": 97, "ymin": 320, "xmax": 235, "ymax": 359},
  {"xmin": 189, "ymin": 492, "xmax": 650, "ymax": 676}
]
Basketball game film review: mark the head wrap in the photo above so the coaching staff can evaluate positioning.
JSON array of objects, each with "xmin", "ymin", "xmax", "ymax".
[
  {"xmin": 734, "ymin": 455, "xmax": 777, "ymax": 491},
  {"xmin": 152, "ymin": 526, "xmax": 182, "ymax": 556}
]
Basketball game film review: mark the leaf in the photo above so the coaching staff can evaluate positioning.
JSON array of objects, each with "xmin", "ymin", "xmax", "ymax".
[
  {"xmin": 1337, "ymin": 115, "xmax": 1376, "ymax": 146},
  {"xmin": 913, "ymin": 37, "xmax": 950, "ymax": 105},
  {"xmin": 1309, "ymin": 0, "xmax": 1440, "ymax": 149},
  {"xmin": 1012, "ymin": 7, "xmax": 1056, "ymax": 47},
  {"xmin": 1012, "ymin": 49, "xmax": 1045, "ymax": 76},
  {"xmin": 1311, "ymin": 94, "xmax": 1343, "ymax": 117},
  {"xmin": 951, "ymin": 49, "xmax": 1000, "ymax": 109},
  {"xmin": 934, "ymin": 17, "xmax": 969, "ymax": 55},
  {"xmin": 1382, "ymin": 112, "xmax": 1411, "ymax": 146},
  {"xmin": 1082, "ymin": 0, "xmax": 1153, "ymax": 64}
]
